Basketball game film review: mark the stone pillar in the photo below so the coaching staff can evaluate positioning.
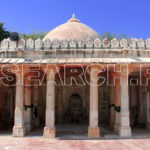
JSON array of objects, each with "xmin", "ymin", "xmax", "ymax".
[
  {"xmin": 119, "ymin": 65, "xmax": 132, "ymax": 137},
  {"xmin": 88, "ymin": 66, "xmax": 100, "ymax": 138},
  {"xmin": 24, "ymin": 78, "xmax": 32, "ymax": 132},
  {"xmin": 43, "ymin": 66, "xmax": 59, "ymax": 138},
  {"xmin": 13, "ymin": 69, "xmax": 25, "ymax": 137},
  {"xmin": 114, "ymin": 78, "xmax": 121, "ymax": 134}
]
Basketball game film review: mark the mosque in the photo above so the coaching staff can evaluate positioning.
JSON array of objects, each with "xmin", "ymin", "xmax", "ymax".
[{"xmin": 0, "ymin": 14, "xmax": 150, "ymax": 138}]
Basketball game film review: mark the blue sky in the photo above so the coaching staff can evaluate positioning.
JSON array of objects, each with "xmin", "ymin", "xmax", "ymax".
[{"xmin": 0, "ymin": 0, "xmax": 150, "ymax": 39}]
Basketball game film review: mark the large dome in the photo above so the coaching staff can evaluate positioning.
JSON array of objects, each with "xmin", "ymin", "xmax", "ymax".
[{"xmin": 43, "ymin": 14, "xmax": 100, "ymax": 41}]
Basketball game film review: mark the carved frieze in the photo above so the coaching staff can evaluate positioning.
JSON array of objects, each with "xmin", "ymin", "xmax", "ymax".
[
  {"xmin": 0, "ymin": 39, "xmax": 9, "ymax": 50},
  {"xmin": 52, "ymin": 39, "xmax": 60, "ymax": 49},
  {"xmin": 137, "ymin": 38, "xmax": 145, "ymax": 49},
  {"xmin": 94, "ymin": 38, "xmax": 101, "ymax": 48},
  {"xmin": 61, "ymin": 39, "xmax": 68, "ymax": 48},
  {"xmin": 35, "ymin": 38, "xmax": 42, "ymax": 50},
  {"xmin": 146, "ymin": 38, "xmax": 150, "ymax": 49},
  {"xmin": 18, "ymin": 39, "xmax": 25, "ymax": 50},
  {"xmin": 120, "ymin": 38, "xmax": 128, "ymax": 48},
  {"xmin": 69, "ymin": 39, "xmax": 77, "ymax": 48},
  {"xmin": 9, "ymin": 40, "xmax": 17, "ymax": 51},
  {"xmin": 129, "ymin": 38, "xmax": 137, "ymax": 48},
  {"xmin": 102, "ymin": 38, "xmax": 110, "ymax": 48},
  {"xmin": 111, "ymin": 38, "xmax": 119, "ymax": 48},
  {"xmin": 43, "ymin": 39, "xmax": 51, "ymax": 49},
  {"xmin": 78, "ymin": 40, "xmax": 85, "ymax": 48},
  {"xmin": 26, "ymin": 38, "xmax": 34, "ymax": 50},
  {"xmin": 86, "ymin": 38, "xmax": 93, "ymax": 48}
]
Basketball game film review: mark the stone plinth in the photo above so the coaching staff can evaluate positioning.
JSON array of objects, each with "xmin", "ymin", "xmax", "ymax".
[
  {"xmin": 44, "ymin": 127, "xmax": 56, "ymax": 138},
  {"xmin": 88, "ymin": 127, "xmax": 100, "ymax": 138},
  {"xmin": 13, "ymin": 126, "xmax": 25, "ymax": 137},
  {"xmin": 119, "ymin": 126, "xmax": 131, "ymax": 137}
]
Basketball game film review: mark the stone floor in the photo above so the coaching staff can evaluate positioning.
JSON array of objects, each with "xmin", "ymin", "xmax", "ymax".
[
  {"xmin": 0, "ymin": 136, "xmax": 150, "ymax": 150},
  {"xmin": 1, "ymin": 125, "xmax": 150, "ymax": 150}
]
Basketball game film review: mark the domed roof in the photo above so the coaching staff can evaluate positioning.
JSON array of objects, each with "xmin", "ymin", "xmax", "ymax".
[{"xmin": 43, "ymin": 14, "xmax": 100, "ymax": 41}]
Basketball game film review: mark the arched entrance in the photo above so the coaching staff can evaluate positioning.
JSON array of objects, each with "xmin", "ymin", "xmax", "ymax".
[{"xmin": 68, "ymin": 94, "xmax": 83, "ymax": 124}]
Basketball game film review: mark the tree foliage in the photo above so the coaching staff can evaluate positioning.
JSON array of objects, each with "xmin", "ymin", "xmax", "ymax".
[
  {"xmin": 0, "ymin": 23, "xmax": 10, "ymax": 41},
  {"xmin": 21, "ymin": 31, "xmax": 47, "ymax": 40},
  {"xmin": 100, "ymin": 32, "xmax": 131, "ymax": 40}
]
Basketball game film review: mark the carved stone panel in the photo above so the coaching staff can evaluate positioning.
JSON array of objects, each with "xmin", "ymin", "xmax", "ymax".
[
  {"xmin": 94, "ymin": 38, "xmax": 101, "ymax": 48},
  {"xmin": 35, "ymin": 38, "xmax": 42, "ymax": 50},
  {"xmin": 102, "ymin": 38, "xmax": 110, "ymax": 48},
  {"xmin": 78, "ymin": 40, "xmax": 85, "ymax": 48},
  {"xmin": 18, "ymin": 39, "xmax": 25, "ymax": 50},
  {"xmin": 0, "ymin": 39, "xmax": 9, "ymax": 50},
  {"xmin": 9, "ymin": 40, "xmax": 17, "ymax": 51},
  {"xmin": 69, "ymin": 39, "xmax": 77, "ymax": 48},
  {"xmin": 120, "ymin": 38, "xmax": 128, "ymax": 48},
  {"xmin": 129, "ymin": 38, "xmax": 137, "ymax": 48},
  {"xmin": 137, "ymin": 38, "xmax": 145, "ymax": 49},
  {"xmin": 43, "ymin": 39, "xmax": 51, "ymax": 49},
  {"xmin": 86, "ymin": 38, "xmax": 93, "ymax": 48},
  {"xmin": 52, "ymin": 39, "xmax": 60, "ymax": 49},
  {"xmin": 111, "ymin": 38, "xmax": 119, "ymax": 48},
  {"xmin": 61, "ymin": 39, "xmax": 68, "ymax": 48},
  {"xmin": 26, "ymin": 38, "xmax": 34, "ymax": 50},
  {"xmin": 146, "ymin": 38, "xmax": 150, "ymax": 49}
]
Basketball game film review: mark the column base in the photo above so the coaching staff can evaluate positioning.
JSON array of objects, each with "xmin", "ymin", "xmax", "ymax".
[
  {"xmin": 43, "ymin": 127, "xmax": 56, "ymax": 138},
  {"xmin": 146, "ymin": 123, "xmax": 150, "ymax": 131},
  {"xmin": 119, "ymin": 126, "xmax": 132, "ymax": 137},
  {"xmin": 13, "ymin": 126, "xmax": 25, "ymax": 137},
  {"xmin": 88, "ymin": 127, "xmax": 100, "ymax": 138}
]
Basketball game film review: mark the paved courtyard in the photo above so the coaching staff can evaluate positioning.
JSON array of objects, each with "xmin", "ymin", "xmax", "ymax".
[
  {"xmin": 0, "ymin": 136, "xmax": 150, "ymax": 150},
  {"xmin": 1, "ymin": 125, "xmax": 150, "ymax": 150}
]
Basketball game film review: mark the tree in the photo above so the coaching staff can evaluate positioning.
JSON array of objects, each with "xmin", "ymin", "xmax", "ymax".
[
  {"xmin": 0, "ymin": 23, "xmax": 10, "ymax": 41},
  {"xmin": 100, "ymin": 32, "xmax": 130, "ymax": 40},
  {"xmin": 21, "ymin": 31, "xmax": 47, "ymax": 40}
]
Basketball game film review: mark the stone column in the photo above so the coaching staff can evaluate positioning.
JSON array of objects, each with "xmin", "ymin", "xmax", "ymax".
[
  {"xmin": 43, "ymin": 66, "xmax": 59, "ymax": 138},
  {"xmin": 119, "ymin": 65, "xmax": 132, "ymax": 137},
  {"xmin": 88, "ymin": 65, "xmax": 100, "ymax": 138},
  {"xmin": 114, "ymin": 78, "xmax": 121, "ymax": 134},
  {"xmin": 13, "ymin": 68, "xmax": 25, "ymax": 137},
  {"xmin": 24, "ymin": 78, "xmax": 32, "ymax": 132}
]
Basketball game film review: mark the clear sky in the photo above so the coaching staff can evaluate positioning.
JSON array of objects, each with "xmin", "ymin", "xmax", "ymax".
[{"xmin": 0, "ymin": 0, "xmax": 150, "ymax": 39}]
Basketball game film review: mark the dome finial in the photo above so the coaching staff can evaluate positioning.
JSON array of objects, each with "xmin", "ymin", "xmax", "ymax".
[
  {"xmin": 72, "ymin": 13, "xmax": 76, "ymax": 19},
  {"xmin": 68, "ymin": 14, "xmax": 80, "ymax": 23}
]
